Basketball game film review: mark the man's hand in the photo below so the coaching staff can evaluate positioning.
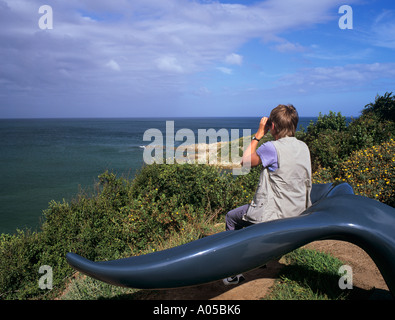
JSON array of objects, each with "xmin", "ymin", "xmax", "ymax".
[
  {"xmin": 241, "ymin": 117, "xmax": 270, "ymax": 167},
  {"xmin": 255, "ymin": 117, "xmax": 269, "ymax": 140}
]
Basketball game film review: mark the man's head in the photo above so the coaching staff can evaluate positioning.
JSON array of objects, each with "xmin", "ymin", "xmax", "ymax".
[{"xmin": 268, "ymin": 104, "xmax": 299, "ymax": 139}]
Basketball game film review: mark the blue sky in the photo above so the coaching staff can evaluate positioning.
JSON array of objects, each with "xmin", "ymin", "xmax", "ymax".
[{"xmin": 0, "ymin": 0, "xmax": 394, "ymax": 118}]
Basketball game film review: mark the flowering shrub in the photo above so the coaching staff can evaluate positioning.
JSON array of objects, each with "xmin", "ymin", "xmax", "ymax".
[
  {"xmin": 301, "ymin": 93, "xmax": 395, "ymax": 172},
  {"xmin": 313, "ymin": 139, "xmax": 394, "ymax": 207}
]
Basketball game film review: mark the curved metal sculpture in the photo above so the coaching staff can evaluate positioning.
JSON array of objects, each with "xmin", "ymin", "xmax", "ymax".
[{"xmin": 66, "ymin": 183, "xmax": 395, "ymax": 297}]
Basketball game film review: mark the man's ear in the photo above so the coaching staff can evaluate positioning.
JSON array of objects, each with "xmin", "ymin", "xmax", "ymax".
[{"xmin": 271, "ymin": 122, "xmax": 275, "ymax": 131}]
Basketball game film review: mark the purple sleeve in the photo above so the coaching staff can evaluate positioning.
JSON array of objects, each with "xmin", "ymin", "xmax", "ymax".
[{"xmin": 256, "ymin": 141, "xmax": 278, "ymax": 171}]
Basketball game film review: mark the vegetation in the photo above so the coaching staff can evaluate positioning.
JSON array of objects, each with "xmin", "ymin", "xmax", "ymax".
[
  {"xmin": 313, "ymin": 139, "xmax": 394, "ymax": 206},
  {"xmin": 0, "ymin": 92, "xmax": 394, "ymax": 300},
  {"xmin": 362, "ymin": 91, "xmax": 395, "ymax": 120},
  {"xmin": 266, "ymin": 248, "xmax": 349, "ymax": 300},
  {"xmin": 298, "ymin": 92, "xmax": 395, "ymax": 172},
  {"xmin": 300, "ymin": 92, "xmax": 394, "ymax": 207}
]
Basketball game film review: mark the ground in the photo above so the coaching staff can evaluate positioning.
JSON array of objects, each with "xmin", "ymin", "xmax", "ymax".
[{"xmin": 130, "ymin": 240, "xmax": 392, "ymax": 300}]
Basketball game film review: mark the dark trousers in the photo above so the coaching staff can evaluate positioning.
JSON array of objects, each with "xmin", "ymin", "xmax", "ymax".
[{"xmin": 225, "ymin": 204, "xmax": 254, "ymax": 230}]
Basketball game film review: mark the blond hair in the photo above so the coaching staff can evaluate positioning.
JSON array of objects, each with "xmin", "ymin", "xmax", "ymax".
[{"xmin": 269, "ymin": 104, "xmax": 299, "ymax": 138}]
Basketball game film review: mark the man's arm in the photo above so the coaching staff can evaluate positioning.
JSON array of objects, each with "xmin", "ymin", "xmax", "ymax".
[{"xmin": 241, "ymin": 117, "xmax": 270, "ymax": 167}]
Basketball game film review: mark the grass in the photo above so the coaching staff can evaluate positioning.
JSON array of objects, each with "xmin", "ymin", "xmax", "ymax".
[{"xmin": 266, "ymin": 248, "xmax": 350, "ymax": 300}]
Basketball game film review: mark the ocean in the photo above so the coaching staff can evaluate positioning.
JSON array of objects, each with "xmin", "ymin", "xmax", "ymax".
[{"xmin": 0, "ymin": 117, "xmax": 317, "ymax": 235}]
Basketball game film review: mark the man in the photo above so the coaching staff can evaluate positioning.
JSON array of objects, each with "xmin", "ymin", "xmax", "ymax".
[{"xmin": 223, "ymin": 104, "xmax": 312, "ymax": 285}]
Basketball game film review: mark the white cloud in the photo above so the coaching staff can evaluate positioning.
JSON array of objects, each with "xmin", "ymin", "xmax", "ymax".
[
  {"xmin": 193, "ymin": 86, "xmax": 211, "ymax": 96},
  {"xmin": 272, "ymin": 41, "xmax": 306, "ymax": 53},
  {"xmin": 304, "ymin": 48, "xmax": 373, "ymax": 61},
  {"xmin": 368, "ymin": 10, "xmax": 395, "ymax": 49},
  {"xmin": 216, "ymin": 67, "xmax": 233, "ymax": 75},
  {"xmin": 156, "ymin": 56, "xmax": 184, "ymax": 73},
  {"xmin": 106, "ymin": 59, "xmax": 121, "ymax": 71},
  {"xmin": 225, "ymin": 53, "xmax": 243, "ymax": 65},
  {"xmin": 278, "ymin": 62, "xmax": 395, "ymax": 92}
]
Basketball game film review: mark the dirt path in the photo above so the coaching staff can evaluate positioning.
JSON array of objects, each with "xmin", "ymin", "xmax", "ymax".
[
  {"xmin": 131, "ymin": 240, "xmax": 392, "ymax": 300},
  {"xmin": 304, "ymin": 240, "xmax": 391, "ymax": 299}
]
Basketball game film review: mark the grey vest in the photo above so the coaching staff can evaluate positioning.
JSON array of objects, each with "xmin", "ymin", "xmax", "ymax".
[{"xmin": 244, "ymin": 137, "xmax": 312, "ymax": 223}]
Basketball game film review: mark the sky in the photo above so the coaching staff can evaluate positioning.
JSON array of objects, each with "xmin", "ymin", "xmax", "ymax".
[{"xmin": 1, "ymin": 0, "xmax": 394, "ymax": 118}]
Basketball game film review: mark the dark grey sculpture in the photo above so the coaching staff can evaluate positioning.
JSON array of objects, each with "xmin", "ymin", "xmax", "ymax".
[{"xmin": 66, "ymin": 183, "xmax": 395, "ymax": 297}]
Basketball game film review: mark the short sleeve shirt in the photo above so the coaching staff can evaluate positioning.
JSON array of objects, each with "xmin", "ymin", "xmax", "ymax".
[{"xmin": 256, "ymin": 141, "xmax": 278, "ymax": 172}]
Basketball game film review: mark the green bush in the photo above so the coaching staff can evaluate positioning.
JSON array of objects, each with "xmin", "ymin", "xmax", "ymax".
[
  {"xmin": 131, "ymin": 163, "xmax": 229, "ymax": 211},
  {"xmin": 301, "ymin": 93, "xmax": 395, "ymax": 172},
  {"xmin": 0, "ymin": 230, "xmax": 44, "ymax": 299},
  {"xmin": 314, "ymin": 139, "xmax": 395, "ymax": 207},
  {"xmin": 300, "ymin": 111, "xmax": 349, "ymax": 171},
  {"xmin": 362, "ymin": 91, "xmax": 395, "ymax": 120},
  {"xmin": 131, "ymin": 162, "xmax": 261, "ymax": 217},
  {"xmin": 306, "ymin": 111, "xmax": 348, "ymax": 136},
  {"xmin": 125, "ymin": 163, "xmax": 262, "ymax": 249}
]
